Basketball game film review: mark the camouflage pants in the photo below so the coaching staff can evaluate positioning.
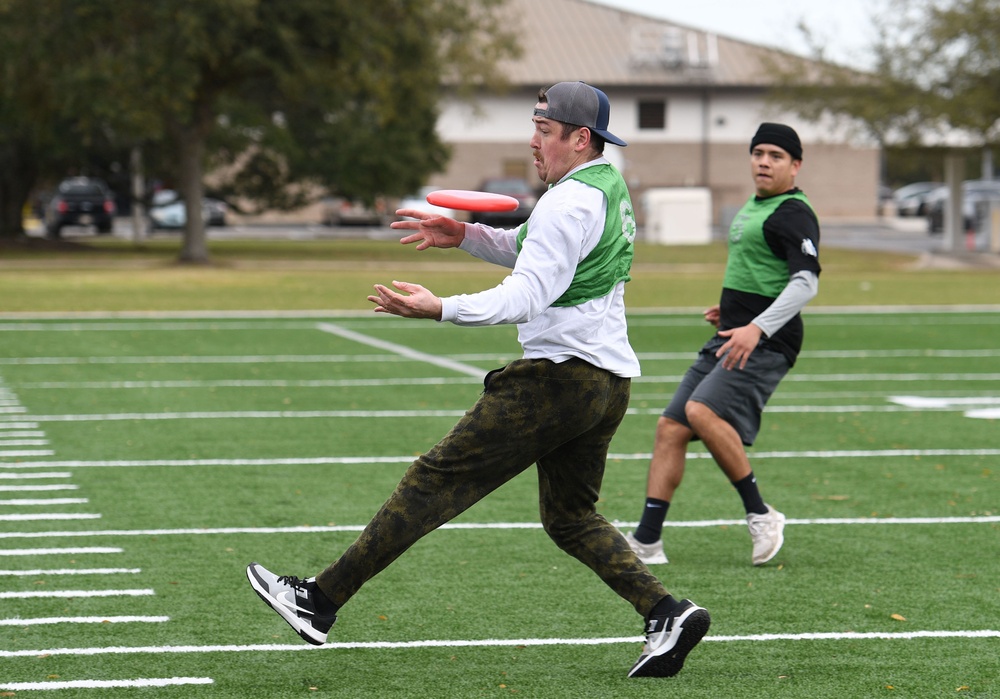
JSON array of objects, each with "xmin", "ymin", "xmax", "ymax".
[{"xmin": 316, "ymin": 357, "xmax": 669, "ymax": 618}]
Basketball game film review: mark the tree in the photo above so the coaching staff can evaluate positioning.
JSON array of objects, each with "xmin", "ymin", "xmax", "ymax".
[
  {"xmin": 0, "ymin": 0, "xmax": 520, "ymax": 263},
  {"xmin": 772, "ymin": 0, "xmax": 1000, "ymax": 149},
  {"xmin": 0, "ymin": 1, "xmax": 81, "ymax": 238}
]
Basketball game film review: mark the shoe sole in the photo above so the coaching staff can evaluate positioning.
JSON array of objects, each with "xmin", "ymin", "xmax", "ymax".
[
  {"xmin": 628, "ymin": 606, "xmax": 711, "ymax": 678},
  {"xmin": 752, "ymin": 513, "xmax": 786, "ymax": 566},
  {"xmin": 246, "ymin": 564, "xmax": 328, "ymax": 646},
  {"xmin": 638, "ymin": 552, "xmax": 669, "ymax": 565}
]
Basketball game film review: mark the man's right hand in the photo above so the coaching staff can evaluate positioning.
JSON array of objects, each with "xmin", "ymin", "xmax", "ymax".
[{"xmin": 390, "ymin": 210, "xmax": 466, "ymax": 251}]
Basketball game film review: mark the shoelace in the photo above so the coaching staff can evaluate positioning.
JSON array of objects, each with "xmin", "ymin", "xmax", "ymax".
[
  {"xmin": 746, "ymin": 513, "xmax": 772, "ymax": 536},
  {"xmin": 276, "ymin": 574, "xmax": 309, "ymax": 589}
]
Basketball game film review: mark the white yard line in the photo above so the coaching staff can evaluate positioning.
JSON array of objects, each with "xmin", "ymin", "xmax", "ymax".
[
  {"xmin": 0, "ymin": 615, "xmax": 167, "ymax": 626},
  {"xmin": 0, "ymin": 630, "xmax": 997, "ymax": 659},
  {"xmin": 0, "ymin": 513, "xmax": 100, "ymax": 522},
  {"xmin": 0, "ymin": 403, "xmax": 991, "ymax": 425},
  {"xmin": 0, "ymin": 568, "xmax": 140, "ymax": 576},
  {"xmin": 317, "ymin": 322, "xmax": 487, "ymax": 378},
  {"xmin": 7, "ymin": 410, "xmax": 469, "ymax": 423},
  {"xmin": 9, "ymin": 374, "xmax": 1000, "ymax": 391},
  {"xmin": 0, "ymin": 589, "xmax": 154, "ymax": 599},
  {"xmin": 0, "ymin": 485, "xmax": 79, "ymax": 492},
  {"xmin": 0, "ymin": 472, "xmax": 73, "ymax": 479},
  {"xmin": 0, "ymin": 547, "xmax": 123, "ymax": 556},
  {"xmin": 0, "ymin": 515, "xmax": 996, "ymax": 542},
  {"xmin": 2, "ymin": 447, "xmax": 999, "ymax": 471},
  {"xmin": 0, "ymin": 498, "xmax": 87, "ymax": 505},
  {"xmin": 0, "ymin": 354, "xmax": 419, "ymax": 366},
  {"xmin": 4, "ymin": 347, "xmax": 999, "ymax": 368},
  {"xmin": 0, "ymin": 678, "xmax": 212, "ymax": 690},
  {"xmin": 13, "ymin": 378, "xmax": 479, "ymax": 389}
]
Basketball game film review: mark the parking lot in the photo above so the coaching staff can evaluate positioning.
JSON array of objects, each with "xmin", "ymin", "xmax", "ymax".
[{"xmin": 21, "ymin": 211, "xmax": 1000, "ymax": 265}]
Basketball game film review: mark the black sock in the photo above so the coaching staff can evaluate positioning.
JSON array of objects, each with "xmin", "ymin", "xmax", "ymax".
[
  {"xmin": 634, "ymin": 497, "xmax": 669, "ymax": 543},
  {"xmin": 733, "ymin": 472, "xmax": 768, "ymax": 515},
  {"xmin": 650, "ymin": 594, "xmax": 682, "ymax": 619},
  {"xmin": 311, "ymin": 582, "xmax": 340, "ymax": 615}
]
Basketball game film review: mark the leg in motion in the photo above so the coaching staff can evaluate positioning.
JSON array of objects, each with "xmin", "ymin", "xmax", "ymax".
[{"xmin": 686, "ymin": 400, "xmax": 784, "ymax": 565}]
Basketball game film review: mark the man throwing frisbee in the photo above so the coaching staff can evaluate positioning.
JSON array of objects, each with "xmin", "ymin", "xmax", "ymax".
[{"xmin": 247, "ymin": 81, "xmax": 709, "ymax": 679}]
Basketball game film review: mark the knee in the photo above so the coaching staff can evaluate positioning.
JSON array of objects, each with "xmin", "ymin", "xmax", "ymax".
[
  {"xmin": 541, "ymin": 517, "xmax": 576, "ymax": 550},
  {"xmin": 684, "ymin": 400, "xmax": 717, "ymax": 430},
  {"xmin": 656, "ymin": 416, "xmax": 693, "ymax": 446}
]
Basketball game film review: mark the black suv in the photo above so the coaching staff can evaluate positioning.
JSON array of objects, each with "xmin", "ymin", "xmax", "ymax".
[
  {"xmin": 44, "ymin": 177, "xmax": 116, "ymax": 237},
  {"xmin": 471, "ymin": 177, "xmax": 538, "ymax": 227}
]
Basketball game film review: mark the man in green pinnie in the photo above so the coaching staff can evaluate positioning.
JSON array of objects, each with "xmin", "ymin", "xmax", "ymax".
[
  {"xmin": 626, "ymin": 123, "xmax": 822, "ymax": 568},
  {"xmin": 248, "ymin": 81, "xmax": 710, "ymax": 679}
]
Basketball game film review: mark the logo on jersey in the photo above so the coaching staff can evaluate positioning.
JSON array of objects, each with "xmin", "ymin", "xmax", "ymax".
[
  {"xmin": 620, "ymin": 201, "xmax": 636, "ymax": 243},
  {"xmin": 730, "ymin": 212, "xmax": 750, "ymax": 244},
  {"xmin": 801, "ymin": 238, "xmax": 818, "ymax": 257}
]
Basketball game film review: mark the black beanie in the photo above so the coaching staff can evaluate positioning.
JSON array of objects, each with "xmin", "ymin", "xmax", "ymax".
[{"xmin": 750, "ymin": 123, "xmax": 803, "ymax": 160}]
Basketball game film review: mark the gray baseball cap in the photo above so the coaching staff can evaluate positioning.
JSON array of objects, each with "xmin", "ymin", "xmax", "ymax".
[{"xmin": 534, "ymin": 81, "xmax": 627, "ymax": 147}]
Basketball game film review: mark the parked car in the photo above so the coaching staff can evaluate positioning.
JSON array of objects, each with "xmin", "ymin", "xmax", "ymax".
[
  {"xmin": 320, "ymin": 196, "xmax": 390, "ymax": 227},
  {"xmin": 43, "ymin": 177, "xmax": 116, "ymax": 237},
  {"xmin": 925, "ymin": 180, "xmax": 1000, "ymax": 234},
  {"xmin": 893, "ymin": 181, "xmax": 942, "ymax": 217},
  {"xmin": 471, "ymin": 177, "xmax": 538, "ymax": 226},
  {"xmin": 148, "ymin": 190, "xmax": 228, "ymax": 229},
  {"xmin": 202, "ymin": 198, "xmax": 228, "ymax": 227},
  {"xmin": 396, "ymin": 186, "xmax": 459, "ymax": 221},
  {"xmin": 876, "ymin": 185, "xmax": 893, "ymax": 216}
]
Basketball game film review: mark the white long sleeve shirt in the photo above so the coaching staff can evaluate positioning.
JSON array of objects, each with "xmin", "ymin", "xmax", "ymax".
[{"xmin": 438, "ymin": 159, "xmax": 640, "ymax": 378}]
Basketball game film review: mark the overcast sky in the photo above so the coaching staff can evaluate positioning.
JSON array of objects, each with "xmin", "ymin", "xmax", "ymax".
[{"xmin": 590, "ymin": 0, "xmax": 884, "ymax": 68}]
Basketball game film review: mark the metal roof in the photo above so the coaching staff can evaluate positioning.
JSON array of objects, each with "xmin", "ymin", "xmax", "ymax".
[{"xmin": 496, "ymin": 0, "xmax": 807, "ymax": 88}]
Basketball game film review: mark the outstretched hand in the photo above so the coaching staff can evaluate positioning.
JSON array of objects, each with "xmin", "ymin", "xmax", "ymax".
[
  {"xmin": 390, "ymin": 209, "xmax": 466, "ymax": 251},
  {"xmin": 368, "ymin": 280, "xmax": 443, "ymax": 320}
]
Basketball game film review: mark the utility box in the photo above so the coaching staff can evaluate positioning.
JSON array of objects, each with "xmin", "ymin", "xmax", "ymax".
[
  {"xmin": 643, "ymin": 187, "xmax": 712, "ymax": 245},
  {"xmin": 990, "ymin": 201, "xmax": 1000, "ymax": 254}
]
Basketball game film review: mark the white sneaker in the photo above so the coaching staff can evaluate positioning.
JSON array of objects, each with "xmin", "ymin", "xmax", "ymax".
[
  {"xmin": 746, "ymin": 504, "xmax": 785, "ymax": 565},
  {"xmin": 246, "ymin": 562, "xmax": 336, "ymax": 645},
  {"xmin": 624, "ymin": 531, "xmax": 669, "ymax": 565}
]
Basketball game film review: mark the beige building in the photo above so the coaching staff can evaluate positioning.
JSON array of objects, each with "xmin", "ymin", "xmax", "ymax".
[{"xmin": 431, "ymin": 0, "xmax": 880, "ymax": 230}]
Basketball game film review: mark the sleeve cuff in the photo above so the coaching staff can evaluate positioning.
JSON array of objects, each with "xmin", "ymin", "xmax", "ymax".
[{"xmin": 439, "ymin": 295, "xmax": 459, "ymax": 323}]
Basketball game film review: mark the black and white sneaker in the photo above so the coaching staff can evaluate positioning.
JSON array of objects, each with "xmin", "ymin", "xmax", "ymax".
[
  {"xmin": 246, "ymin": 562, "xmax": 337, "ymax": 645},
  {"xmin": 628, "ymin": 599, "xmax": 710, "ymax": 678}
]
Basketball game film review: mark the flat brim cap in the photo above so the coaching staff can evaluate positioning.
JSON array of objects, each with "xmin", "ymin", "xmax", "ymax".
[{"xmin": 534, "ymin": 81, "xmax": 627, "ymax": 147}]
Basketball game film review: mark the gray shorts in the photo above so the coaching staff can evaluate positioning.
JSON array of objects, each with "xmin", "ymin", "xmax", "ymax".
[{"xmin": 662, "ymin": 336, "xmax": 791, "ymax": 446}]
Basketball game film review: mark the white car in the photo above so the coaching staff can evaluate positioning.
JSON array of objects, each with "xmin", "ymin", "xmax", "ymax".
[
  {"xmin": 396, "ymin": 186, "xmax": 459, "ymax": 221},
  {"xmin": 149, "ymin": 190, "xmax": 228, "ymax": 229},
  {"xmin": 893, "ymin": 182, "xmax": 942, "ymax": 217},
  {"xmin": 319, "ymin": 196, "xmax": 390, "ymax": 227}
]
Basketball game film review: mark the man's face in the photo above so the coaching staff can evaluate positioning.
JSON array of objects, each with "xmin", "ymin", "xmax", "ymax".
[
  {"xmin": 750, "ymin": 144, "xmax": 801, "ymax": 197},
  {"xmin": 530, "ymin": 102, "xmax": 585, "ymax": 185}
]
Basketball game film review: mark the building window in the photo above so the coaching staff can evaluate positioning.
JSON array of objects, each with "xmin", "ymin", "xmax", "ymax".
[
  {"xmin": 503, "ymin": 159, "xmax": 528, "ymax": 180},
  {"xmin": 638, "ymin": 100, "xmax": 666, "ymax": 130}
]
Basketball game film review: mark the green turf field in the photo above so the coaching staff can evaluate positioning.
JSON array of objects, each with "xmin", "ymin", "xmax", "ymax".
[
  {"xmin": 0, "ymin": 241, "xmax": 998, "ymax": 697},
  {"xmin": 1, "ymin": 311, "xmax": 997, "ymax": 698}
]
